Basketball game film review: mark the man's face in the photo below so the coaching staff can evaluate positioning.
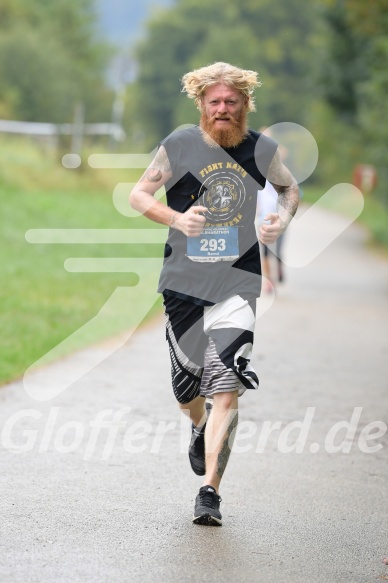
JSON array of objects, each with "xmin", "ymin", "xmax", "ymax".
[{"xmin": 200, "ymin": 83, "xmax": 248, "ymax": 148}]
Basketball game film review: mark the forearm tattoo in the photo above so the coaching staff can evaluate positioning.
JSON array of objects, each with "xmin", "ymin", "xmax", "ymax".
[
  {"xmin": 216, "ymin": 410, "xmax": 238, "ymax": 479},
  {"xmin": 142, "ymin": 147, "xmax": 171, "ymax": 183},
  {"xmin": 276, "ymin": 185, "xmax": 299, "ymax": 223},
  {"xmin": 267, "ymin": 150, "xmax": 299, "ymax": 227}
]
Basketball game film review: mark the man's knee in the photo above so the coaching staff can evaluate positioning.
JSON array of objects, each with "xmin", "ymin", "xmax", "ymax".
[{"xmin": 212, "ymin": 391, "xmax": 238, "ymax": 411}]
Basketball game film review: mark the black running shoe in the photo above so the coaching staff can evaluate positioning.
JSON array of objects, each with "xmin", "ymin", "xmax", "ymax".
[
  {"xmin": 193, "ymin": 485, "xmax": 222, "ymax": 526},
  {"xmin": 188, "ymin": 423, "xmax": 206, "ymax": 476}
]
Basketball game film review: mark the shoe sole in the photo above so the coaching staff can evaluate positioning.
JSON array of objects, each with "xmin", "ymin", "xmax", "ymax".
[{"xmin": 193, "ymin": 513, "xmax": 222, "ymax": 527}]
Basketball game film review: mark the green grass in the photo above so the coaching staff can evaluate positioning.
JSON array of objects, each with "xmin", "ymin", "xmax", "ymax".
[{"xmin": 0, "ymin": 137, "xmax": 165, "ymax": 385}]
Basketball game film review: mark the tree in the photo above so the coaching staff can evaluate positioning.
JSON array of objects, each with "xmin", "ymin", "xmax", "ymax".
[
  {"xmin": 0, "ymin": 0, "xmax": 113, "ymax": 123},
  {"xmin": 319, "ymin": 0, "xmax": 388, "ymax": 201},
  {"xmin": 132, "ymin": 0, "xmax": 321, "ymax": 147}
]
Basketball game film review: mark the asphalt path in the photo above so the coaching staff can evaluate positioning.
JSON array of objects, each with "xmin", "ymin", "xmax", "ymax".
[{"xmin": 1, "ymin": 203, "xmax": 387, "ymax": 583}]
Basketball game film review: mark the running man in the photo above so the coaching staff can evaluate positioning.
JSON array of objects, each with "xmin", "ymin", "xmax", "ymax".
[{"xmin": 130, "ymin": 62, "xmax": 299, "ymax": 526}]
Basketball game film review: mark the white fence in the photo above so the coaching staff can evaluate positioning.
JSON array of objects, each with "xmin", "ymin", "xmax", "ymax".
[{"xmin": 0, "ymin": 119, "xmax": 125, "ymax": 141}]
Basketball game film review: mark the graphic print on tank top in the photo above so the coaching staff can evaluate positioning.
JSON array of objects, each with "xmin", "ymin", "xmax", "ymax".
[{"xmin": 187, "ymin": 163, "xmax": 248, "ymax": 262}]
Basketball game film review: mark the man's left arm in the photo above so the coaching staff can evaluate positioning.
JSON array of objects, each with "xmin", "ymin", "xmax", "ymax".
[{"xmin": 259, "ymin": 149, "xmax": 300, "ymax": 245}]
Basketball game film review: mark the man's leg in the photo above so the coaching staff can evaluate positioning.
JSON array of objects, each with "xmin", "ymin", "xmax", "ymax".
[
  {"xmin": 203, "ymin": 390, "xmax": 238, "ymax": 493},
  {"xmin": 163, "ymin": 295, "xmax": 212, "ymax": 476},
  {"xmin": 192, "ymin": 390, "xmax": 238, "ymax": 526}
]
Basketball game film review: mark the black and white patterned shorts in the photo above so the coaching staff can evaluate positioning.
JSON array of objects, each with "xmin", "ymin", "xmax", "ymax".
[{"xmin": 163, "ymin": 294, "xmax": 259, "ymax": 404}]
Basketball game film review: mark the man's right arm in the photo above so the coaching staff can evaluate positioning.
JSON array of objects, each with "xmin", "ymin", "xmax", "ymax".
[{"xmin": 129, "ymin": 145, "xmax": 206, "ymax": 236}]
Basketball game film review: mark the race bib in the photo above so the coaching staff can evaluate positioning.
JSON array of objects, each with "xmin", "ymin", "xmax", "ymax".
[{"xmin": 187, "ymin": 226, "xmax": 239, "ymax": 263}]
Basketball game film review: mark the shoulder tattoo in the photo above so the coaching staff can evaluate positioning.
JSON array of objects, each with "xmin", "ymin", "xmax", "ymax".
[{"xmin": 143, "ymin": 147, "xmax": 171, "ymax": 182}]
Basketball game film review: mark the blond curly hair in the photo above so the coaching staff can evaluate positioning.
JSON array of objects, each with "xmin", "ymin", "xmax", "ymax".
[{"xmin": 181, "ymin": 62, "xmax": 261, "ymax": 112}]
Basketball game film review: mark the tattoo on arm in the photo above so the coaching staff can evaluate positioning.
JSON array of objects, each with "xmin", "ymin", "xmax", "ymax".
[
  {"xmin": 267, "ymin": 149, "xmax": 299, "ymax": 226},
  {"xmin": 216, "ymin": 410, "xmax": 238, "ymax": 479},
  {"xmin": 141, "ymin": 146, "xmax": 171, "ymax": 183},
  {"xmin": 146, "ymin": 168, "xmax": 162, "ymax": 182},
  {"xmin": 276, "ymin": 186, "xmax": 299, "ymax": 221}
]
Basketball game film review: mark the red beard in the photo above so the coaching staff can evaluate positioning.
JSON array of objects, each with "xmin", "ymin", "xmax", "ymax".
[{"xmin": 200, "ymin": 109, "xmax": 248, "ymax": 148}]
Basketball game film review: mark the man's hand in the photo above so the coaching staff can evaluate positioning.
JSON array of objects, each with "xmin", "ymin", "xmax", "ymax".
[
  {"xmin": 258, "ymin": 212, "xmax": 285, "ymax": 245},
  {"xmin": 173, "ymin": 206, "xmax": 207, "ymax": 237}
]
